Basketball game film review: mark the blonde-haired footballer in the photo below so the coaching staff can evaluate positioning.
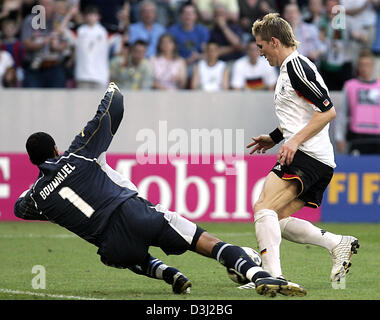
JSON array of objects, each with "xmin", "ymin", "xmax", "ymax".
[{"xmin": 247, "ymin": 13, "xmax": 359, "ymax": 285}]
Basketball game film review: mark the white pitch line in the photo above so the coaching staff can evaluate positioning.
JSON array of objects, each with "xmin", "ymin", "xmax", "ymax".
[{"xmin": 0, "ymin": 288, "xmax": 105, "ymax": 300}]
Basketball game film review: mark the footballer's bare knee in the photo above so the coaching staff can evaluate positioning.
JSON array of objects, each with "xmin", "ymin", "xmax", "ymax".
[
  {"xmin": 195, "ymin": 232, "xmax": 221, "ymax": 258},
  {"xmin": 277, "ymin": 198, "xmax": 306, "ymax": 220},
  {"xmin": 254, "ymin": 178, "xmax": 300, "ymax": 214}
]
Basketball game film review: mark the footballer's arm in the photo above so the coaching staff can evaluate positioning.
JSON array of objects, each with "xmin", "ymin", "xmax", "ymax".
[
  {"xmin": 279, "ymin": 108, "xmax": 336, "ymax": 165},
  {"xmin": 291, "ymin": 107, "xmax": 336, "ymax": 145},
  {"xmin": 247, "ymin": 126, "xmax": 283, "ymax": 154}
]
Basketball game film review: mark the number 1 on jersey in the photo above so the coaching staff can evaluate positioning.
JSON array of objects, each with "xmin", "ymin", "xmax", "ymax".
[{"xmin": 58, "ymin": 187, "xmax": 95, "ymax": 218}]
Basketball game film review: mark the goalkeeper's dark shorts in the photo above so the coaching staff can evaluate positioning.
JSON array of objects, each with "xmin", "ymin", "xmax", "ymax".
[
  {"xmin": 97, "ymin": 196, "xmax": 205, "ymax": 268},
  {"xmin": 271, "ymin": 149, "xmax": 334, "ymax": 208}
]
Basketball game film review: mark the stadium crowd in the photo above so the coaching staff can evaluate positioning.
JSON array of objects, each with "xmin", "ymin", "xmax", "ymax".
[
  {"xmin": 0, "ymin": 0, "xmax": 378, "ymax": 90},
  {"xmin": 1, "ymin": 0, "xmax": 380, "ymax": 154}
]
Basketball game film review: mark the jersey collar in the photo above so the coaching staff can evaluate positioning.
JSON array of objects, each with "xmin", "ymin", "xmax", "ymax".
[{"xmin": 280, "ymin": 50, "xmax": 299, "ymax": 71}]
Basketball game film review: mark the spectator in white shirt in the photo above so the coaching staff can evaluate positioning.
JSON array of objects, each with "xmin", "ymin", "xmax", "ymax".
[
  {"xmin": 0, "ymin": 49, "xmax": 16, "ymax": 87},
  {"xmin": 191, "ymin": 41, "xmax": 229, "ymax": 91},
  {"xmin": 74, "ymin": 5, "xmax": 111, "ymax": 89},
  {"xmin": 231, "ymin": 39, "xmax": 277, "ymax": 90}
]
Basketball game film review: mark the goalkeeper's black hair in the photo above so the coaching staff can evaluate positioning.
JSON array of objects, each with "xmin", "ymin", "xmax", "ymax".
[{"xmin": 26, "ymin": 132, "xmax": 56, "ymax": 165}]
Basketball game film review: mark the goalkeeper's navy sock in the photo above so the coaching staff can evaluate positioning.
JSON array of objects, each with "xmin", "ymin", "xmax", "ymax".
[
  {"xmin": 211, "ymin": 242, "xmax": 271, "ymax": 283},
  {"xmin": 142, "ymin": 255, "xmax": 180, "ymax": 285}
]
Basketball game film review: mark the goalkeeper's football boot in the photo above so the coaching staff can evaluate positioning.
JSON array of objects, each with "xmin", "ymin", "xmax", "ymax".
[
  {"xmin": 172, "ymin": 272, "xmax": 192, "ymax": 294},
  {"xmin": 330, "ymin": 235, "xmax": 359, "ymax": 282},
  {"xmin": 255, "ymin": 277, "xmax": 307, "ymax": 297},
  {"xmin": 237, "ymin": 282, "xmax": 256, "ymax": 290}
]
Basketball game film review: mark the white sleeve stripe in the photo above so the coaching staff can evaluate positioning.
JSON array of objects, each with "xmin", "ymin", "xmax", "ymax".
[
  {"xmin": 295, "ymin": 58, "xmax": 325, "ymax": 97},
  {"xmin": 45, "ymin": 153, "xmax": 96, "ymax": 164},
  {"xmin": 294, "ymin": 57, "xmax": 306, "ymax": 78},
  {"xmin": 294, "ymin": 57, "xmax": 324, "ymax": 97},
  {"xmin": 291, "ymin": 58, "xmax": 323, "ymax": 98},
  {"xmin": 292, "ymin": 58, "xmax": 323, "ymax": 98}
]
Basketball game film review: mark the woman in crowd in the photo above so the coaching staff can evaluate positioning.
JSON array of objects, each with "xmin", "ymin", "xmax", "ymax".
[{"xmin": 150, "ymin": 33, "xmax": 187, "ymax": 90}]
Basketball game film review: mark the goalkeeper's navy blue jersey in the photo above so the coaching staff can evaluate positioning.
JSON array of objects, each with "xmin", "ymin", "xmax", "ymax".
[{"xmin": 14, "ymin": 87, "xmax": 137, "ymax": 245}]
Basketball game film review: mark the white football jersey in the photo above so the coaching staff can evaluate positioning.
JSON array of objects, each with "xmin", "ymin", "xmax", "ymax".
[{"xmin": 274, "ymin": 50, "xmax": 336, "ymax": 168}]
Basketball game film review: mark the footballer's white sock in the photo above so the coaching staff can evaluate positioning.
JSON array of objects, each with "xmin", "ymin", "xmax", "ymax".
[
  {"xmin": 279, "ymin": 217, "xmax": 342, "ymax": 251},
  {"xmin": 254, "ymin": 209, "xmax": 283, "ymax": 278}
]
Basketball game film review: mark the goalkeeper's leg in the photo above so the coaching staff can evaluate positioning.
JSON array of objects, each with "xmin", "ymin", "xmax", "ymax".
[
  {"xmin": 195, "ymin": 231, "xmax": 306, "ymax": 297},
  {"xmin": 128, "ymin": 254, "xmax": 191, "ymax": 294}
]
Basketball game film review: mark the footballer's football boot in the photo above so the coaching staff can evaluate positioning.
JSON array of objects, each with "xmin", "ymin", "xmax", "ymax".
[
  {"xmin": 330, "ymin": 235, "xmax": 359, "ymax": 282},
  {"xmin": 255, "ymin": 277, "xmax": 307, "ymax": 297},
  {"xmin": 172, "ymin": 272, "xmax": 192, "ymax": 294}
]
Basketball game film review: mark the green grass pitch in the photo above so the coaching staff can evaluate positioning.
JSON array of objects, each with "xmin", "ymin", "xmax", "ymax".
[{"xmin": 0, "ymin": 221, "xmax": 379, "ymax": 300}]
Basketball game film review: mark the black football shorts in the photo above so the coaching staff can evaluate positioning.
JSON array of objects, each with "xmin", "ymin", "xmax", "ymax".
[
  {"xmin": 271, "ymin": 149, "xmax": 334, "ymax": 208},
  {"xmin": 97, "ymin": 196, "xmax": 205, "ymax": 268}
]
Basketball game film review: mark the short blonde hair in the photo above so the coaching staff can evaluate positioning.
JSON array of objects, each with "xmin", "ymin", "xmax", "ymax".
[{"xmin": 252, "ymin": 13, "xmax": 299, "ymax": 48}]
